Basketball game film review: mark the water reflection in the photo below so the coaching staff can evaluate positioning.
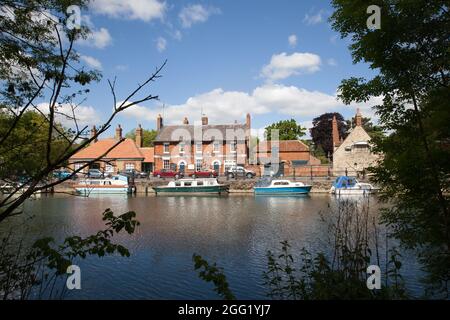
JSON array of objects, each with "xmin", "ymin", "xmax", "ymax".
[{"xmin": 0, "ymin": 194, "xmax": 423, "ymax": 299}]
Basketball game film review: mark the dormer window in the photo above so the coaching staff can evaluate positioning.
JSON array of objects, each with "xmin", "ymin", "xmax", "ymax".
[{"xmin": 163, "ymin": 143, "xmax": 170, "ymax": 153}]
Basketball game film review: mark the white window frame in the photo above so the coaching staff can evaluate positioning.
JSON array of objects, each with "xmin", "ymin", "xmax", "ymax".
[
  {"xmin": 213, "ymin": 141, "xmax": 220, "ymax": 153},
  {"xmin": 179, "ymin": 142, "xmax": 185, "ymax": 154},
  {"xmin": 163, "ymin": 143, "xmax": 170, "ymax": 154},
  {"xmin": 163, "ymin": 160, "xmax": 170, "ymax": 170},
  {"xmin": 125, "ymin": 163, "xmax": 135, "ymax": 170},
  {"xmin": 105, "ymin": 164, "xmax": 114, "ymax": 173},
  {"xmin": 230, "ymin": 140, "xmax": 237, "ymax": 153},
  {"xmin": 195, "ymin": 142, "xmax": 202, "ymax": 154},
  {"xmin": 195, "ymin": 159, "xmax": 202, "ymax": 171},
  {"xmin": 74, "ymin": 163, "xmax": 84, "ymax": 171}
]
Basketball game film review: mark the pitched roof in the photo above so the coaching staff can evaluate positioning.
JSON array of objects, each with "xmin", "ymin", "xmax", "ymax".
[
  {"xmin": 140, "ymin": 147, "xmax": 154, "ymax": 162},
  {"xmin": 70, "ymin": 138, "xmax": 144, "ymax": 160},
  {"xmin": 154, "ymin": 124, "xmax": 248, "ymax": 142},
  {"xmin": 257, "ymin": 140, "xmax": 310, "ymax": 153}
]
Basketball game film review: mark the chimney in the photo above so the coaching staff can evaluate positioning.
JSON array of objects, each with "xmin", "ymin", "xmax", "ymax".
[
  {"xmin": 115, "ymin": 124, "xmax": 122, "ymax": 140},
  {"xmin": 90, "ymin": 125, "xmax": 98, "ymax": 142},
  {"xmin": 246, "ymin": 113, "xmax": 251, "ymax": 129},
  {"xmin": 183, "ymin": 117, "xmax": 189, "ymax": 125},
  {"xmin": 157, "ymin": 114, "xmax": 163, "ymax": 131},
  {"xmin": 135, "ymin": 124, "xmax": 143, "ymax": 147},
  {"xmin": 332, "ymin": 115, "xmax": 340, "ymax": 149},
  {"xmin": 201, "ymin": 115, "xmax": 208, "ymax": 125},
  {"xmin": 355, "ymin": 108, "xmax": 362, "ymax": 127}
]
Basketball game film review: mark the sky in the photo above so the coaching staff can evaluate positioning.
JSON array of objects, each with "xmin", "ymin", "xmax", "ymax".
[{"xmin": 66, "ymin": 0, "xmax": 381, "ymax": 138}]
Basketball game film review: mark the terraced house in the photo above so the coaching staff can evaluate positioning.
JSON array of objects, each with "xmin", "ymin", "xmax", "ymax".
[{"xmin": 153, "ymin": 114, "xmax": 252, "ymax": 174}]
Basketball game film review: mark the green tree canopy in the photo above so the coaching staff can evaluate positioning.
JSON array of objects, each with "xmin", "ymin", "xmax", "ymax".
[
  {"xmin": 264, "ymin": 119, "xmax": 306, "ymax": 141},
  {"xmin": 330, "ymin": 0, "xmax": 450, "ymax": 296},
  {"xmin": 125, "ymin": 128, "xmax": 158, "ymax": 147}
]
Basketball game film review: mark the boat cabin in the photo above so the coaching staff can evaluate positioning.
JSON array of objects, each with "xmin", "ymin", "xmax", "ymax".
[{"xmin": 332, "ymin": 176, "xmax": 358, "ymax": 189}]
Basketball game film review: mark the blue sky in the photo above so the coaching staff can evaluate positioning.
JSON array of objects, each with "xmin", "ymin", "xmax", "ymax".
[{"xmin": 68, "ymin": 0, "xmax": 380, "ymax": 138}]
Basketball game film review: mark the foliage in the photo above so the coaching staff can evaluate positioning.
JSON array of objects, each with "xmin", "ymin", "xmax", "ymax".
[
  {"xmin": 125, "ymin": 129, "xmax": 158, "ymax": 147},
  {"xmin": 310, "ymin": 112, "xmax": 348, "ymax": 157},
  {"xmin": 0, "ymin": 209, "xmax": 140, "ymax": 299},
  {"xmin": 192, "ymin": 254, "xmax": 235, "ymax": 300},
  {"xmin": 0, "ymin": 110, "xmax": 72, "ymax": 179},
  {"xmin": 264, "ymin": 119, "xmax": 306, "ymax": 141},
  {"xmin": 330, "ymin": 0, "xmax": 450, "ymax": 296}
]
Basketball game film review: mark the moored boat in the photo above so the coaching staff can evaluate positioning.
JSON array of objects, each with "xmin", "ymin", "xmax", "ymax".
[
  {"xmin": 254, "ymin": 179, "xmax": 312, "ymax": 195},
  {"xmin": 74, "ymin": 175, "xmax": 133, "ymax": 195},
  {"xmin": 153, "ymin": 178, "xmax": 229, "ymax": 195},
  {"xmin": 330, "ymin": 176, "xmax": 377, "ymax": 195}
]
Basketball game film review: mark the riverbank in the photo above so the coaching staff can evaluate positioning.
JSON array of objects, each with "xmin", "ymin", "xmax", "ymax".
[{"xmin": 52, "ymin": 179, "xmax": 334, "ymax": 194}]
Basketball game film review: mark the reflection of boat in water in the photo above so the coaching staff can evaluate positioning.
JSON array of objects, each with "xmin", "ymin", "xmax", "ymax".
[
  {"xmin": 330, "ymin": 176, "xmax": 377, "ymax": 195},
  {"xmin": 153, "ymin": 178, "xmax": 229, "ymax": 195},
  {"xmin": 254, "ymin": 178, "xmax": 312, "ymax": 195},
  {"xmin": 74, "ymin": 175, "xmax": 133, "ymax": 195}
]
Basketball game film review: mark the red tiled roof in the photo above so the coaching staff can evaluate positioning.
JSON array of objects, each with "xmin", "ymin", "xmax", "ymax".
[
  {"xmin": 140, "ymin": 147, "xmax": 154, "ymax": 163},
  {"xmin": 70, "ymin": 138, "xmax": 144, "ymax": 160},
  {"xmin": 257, "ymin": 140, "xmax": 310, "ymax": 153}
]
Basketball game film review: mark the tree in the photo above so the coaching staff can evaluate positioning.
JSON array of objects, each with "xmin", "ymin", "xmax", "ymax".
[
  {"xmin": 330, "ymin": 0, "xmax": 449, "ymax": 296},
  {"xmin": 264, "ymin": 119, "xmax": 306, "ymax": 140},
  {"xmin": 346, "ymin": 116, "xmax": 385, "ymax": 140},
  {"xmin": 125, "ymin": 128, "xmax": 158, "ymax": 147},
  {"xmin": 310, "ymin": 112, "xmax": 348, "ymax": 157},
  {"xmin": 0, "ymin": 0, "xmax": 166, "ymax": 223}
]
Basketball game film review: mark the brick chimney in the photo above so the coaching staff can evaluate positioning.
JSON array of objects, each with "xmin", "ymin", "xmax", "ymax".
[
  {"xmin": 246, "ymin": 113, "xmax": 251, "ymax": 129},
  {"xmin": 332, "ymin": 115, "xmax": 340, "ymax": 149},
  {"xmin": 183, "ymin": 117, "xmax": 189, "ymax": 125},
  {"xmin": 201, "ymin": 115, "xmax": 208, "ymax": 125},
  {"xmin": 355, "ymin": 108, "xmax": 362, "ymax": 127},
  {"xmin": 156, "ymin": 114, "xmax": 163, "ymax": 131},
  {"xmin": 90, "ymin": 125, "xmax": 98, "ymax": 142},
  {"xmin": 115, "ymin": 124, "xmax": 122, "ymax": 140},
  {"xmin": 135, "ymin": 124, "xmax": 143, "ymax": 147}
]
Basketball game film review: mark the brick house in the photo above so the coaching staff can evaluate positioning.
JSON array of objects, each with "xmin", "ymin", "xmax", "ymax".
[
  {"xmin": 256, "ymin": 140, "xmax": 321, "ymax": 176},
  {"xmin": 153, "ymin": 114, "xmax": 251, "ymax": 174},
  {"xmin": 68, "ymin": 124, "xmax": 154, "ymax": 174},
  {"xmin": 332, "ymin": 109, "xmax": 380, "ymax": 176}
]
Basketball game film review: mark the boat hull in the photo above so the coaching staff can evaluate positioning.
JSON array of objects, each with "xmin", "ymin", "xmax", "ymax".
[
  {"xmin": 331, "ymin": 188, "xmax": 375, "ymax": 196},
  {"xmin": 75, "ymin": 187, "xmax": 132, "ymax": 195},
  {"xmin": 254, "ymin": 185, "xmax": 312, "ymax": 195},
  {"xmin": 153, "ymin": 185, "xmax": 229, "ymax": 195}
]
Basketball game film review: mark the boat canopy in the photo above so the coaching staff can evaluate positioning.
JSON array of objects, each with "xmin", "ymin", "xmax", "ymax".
[{"xmin": 333, "ymin": 176, "xmax": 358, "ymax": 188}]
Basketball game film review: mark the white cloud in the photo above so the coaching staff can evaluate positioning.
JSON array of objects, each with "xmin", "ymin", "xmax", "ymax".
[
  {"xmin": 179, "ymin": 4, "xmax": 220, "ymax": 28},
  {"xmin": 80, "ymin": 27, "xmax": 112, "ymax": 49},
  {"xmin": 303, "ymin": 10, "xmax": 325, "ymax": 25},
  {"xmin": 80, "ymin": 55, "xmax": 102, "ymax": 69},
  {"xmin": 288, "ymin": 34, "xmax": 297, "ymax": 47},
  {"xmin": 156, "ymin": 37, "xmax": 167, "ymax": 52},
  {"xmin": 36, "ymin": 103, "xmax": 102, "ymax": 128},
  {"xmin": 261, "ymin": 52, "xmax": 321, "ymax": 81},
  {"xmin": 90, "ymin": 0, "xmax": 166, "ymax": 22},
  {"xmin": 329, "ymin": 34, "xmax": 339, "ymax": 44}
]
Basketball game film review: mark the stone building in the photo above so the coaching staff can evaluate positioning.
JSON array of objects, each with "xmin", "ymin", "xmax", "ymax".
[{"xmin": 332, "ymin": 109, "xmax": 379, "ymax": 176}]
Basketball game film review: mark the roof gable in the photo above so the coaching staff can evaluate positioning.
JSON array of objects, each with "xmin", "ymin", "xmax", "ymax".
[{"xmin": 334, "ymin": 126, "xmax": 372, "ymax": 154}]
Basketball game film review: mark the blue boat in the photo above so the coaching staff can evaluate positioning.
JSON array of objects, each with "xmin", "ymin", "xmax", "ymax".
[
  {"xmin": 254, "ymin": 179, "xmax": 312, "ymax": 195},
  {"xmin": 330, "ymin": 176, "xmax": 376, "ymax": 195}
]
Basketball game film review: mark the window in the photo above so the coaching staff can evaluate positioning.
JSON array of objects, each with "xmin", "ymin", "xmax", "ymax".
[
  {"xmin": 163, "ymin": 160, "xmax": 170, "ymax": 169},
  {"xmin": 196, "ymin": 142, "xmax": 202, "ymax": 154},
  {"xmin": 74, "ymin": 163, "xmax": 84, "ymax": 171},
  {"xmin": 163, "ymin": 143, "xmax": 170, "ymax": 153},
  {"xmin": 197, "ymin": 181, "xmax": 204, "ymax": 186},
  {"xmin": 125, "ymin": 163, "xmax": 135, "ymax": 170},
  {"xmin": 105, "ymin": 164, "xmax": 114, "ymax": 173},
  {"xmin": 230, "ymin": 141, "xmax": 237, "ymax": 152},
  {"xmin": 196, "ymin": 159, "xmax": 202, "ymax": 171},
  {"xmin": 179, "ymin": 142, "xmax": 185, "ymax": 153},
  {"xmin": 213, "ymin": 141, "xmax": 220, "ymax": 153}
]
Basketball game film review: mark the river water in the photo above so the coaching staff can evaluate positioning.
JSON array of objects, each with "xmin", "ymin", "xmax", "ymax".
[{"xmin": 1, "ymin": 194, "xmax": 424, "ymax": 299}]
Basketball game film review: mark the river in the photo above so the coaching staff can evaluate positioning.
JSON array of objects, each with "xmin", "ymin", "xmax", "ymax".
[{"xmin": 1, "ymin": 194, "xmax": 424, "ymax": 299}]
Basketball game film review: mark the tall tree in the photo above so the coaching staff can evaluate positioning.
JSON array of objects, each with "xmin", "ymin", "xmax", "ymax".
[
  {"xmin": 264, "ymin": 119, "xmax": 306, "ymax": 140},
  {"xmin": 125, "ymin": 128, "xmax": 158, "ymax": 147},
  {"xmin": 310, "ymin": 112, "xmax": 348, "ymax": 157},
  {"xmin": 330, "ymin": 0, "xmax": 449, "ymax": 296}
]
